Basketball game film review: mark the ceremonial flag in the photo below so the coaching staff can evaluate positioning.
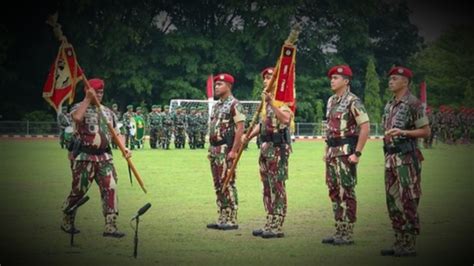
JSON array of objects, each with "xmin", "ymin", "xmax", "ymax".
[
  {"xmin": 273, "ymin": 44, "xmax": 296, "ymax": 113},
  {"xmin": 206, "ymin": 75, "xmax": 214, "ymax": 100},
  {"xmin": 42, "ymin": 41, "xmax": 83, "ymax": 112},
  {"xmin": 420, "ymin": 80, "xmax": 427, "ymax": 107}
]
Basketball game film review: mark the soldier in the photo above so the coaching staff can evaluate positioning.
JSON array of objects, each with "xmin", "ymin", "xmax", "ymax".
[
  {"xmin": 61, "ymin": 78, "xmax": 130, "ymax": 238},
  {"xmin": 174, "ymin": 107, "xmax": 187, "ymax": 149},
  {"xmin": 244, "ymin": 67, "xmax": 293, "ymax": 238},
  {"xmin": 155, "ymin": 105, "xmax": 164, "ymax": 148},
  {"xmin": 135, "ymin": 106, "xmax": 145, "ymax": 149},
  {"xmin": 380, "ymin": 66, "xmax": 431, "ymax": 257},
  {"xmin": 321, "ymin": 65, "xmax": 370, "ymax": 245},
  {"xmin": 122, "ymin": 105, "xmax": 135, "ymax": 150},
  {"xmin": 187, "ymin": 107, "xmax": 199, "ymax": 149},
  {"xmin": 111, "ymin": 103, "xmax": 121, "ymax": 149},
  {"xmin": 57, "ymin": 105, "xmax": 71, "ymax": 149},
  {"xmin": 148, "ymin": 105, "xmax": 162, "ymax": 149},
  {"xmin": 206, "ymin": 73, "xmax": 245, "ymax": 230},
  {"xmin": 198, "ymin": 106, "xmax": 208, "ymax": 149},
  {"xmin": 162, "ymin": 105, "xmax": 173, "ymax": 149}
]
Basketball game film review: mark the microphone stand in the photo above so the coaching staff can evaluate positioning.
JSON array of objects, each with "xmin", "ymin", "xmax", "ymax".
[{"xmin": 133, "ymin": 216, "xmax": 140, "ymax": 258}]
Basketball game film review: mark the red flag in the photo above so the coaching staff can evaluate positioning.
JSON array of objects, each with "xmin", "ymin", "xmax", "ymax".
[
  {"xmin": 419, "ymin": 81, "xmax": 427, "ymax": 106},
  {"xmin": 273, "ymin": 44, "xmax": 296, "ymax": 112},
  {"xmin": 42, "ymin": 42, "xmax": 83, "ymax": 112},
  {"xmin": 206, "ymin": 75, "xmax": 214, "ymax": 99}
]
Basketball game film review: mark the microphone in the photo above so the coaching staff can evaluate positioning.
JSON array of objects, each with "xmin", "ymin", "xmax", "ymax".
[
  {"xmin": 65, "ymin": 196, "xmax": 90, "ymax": 215},
  {"xmin": 131, "ymin": 203, "xmax": 151, "ymax": 220}
]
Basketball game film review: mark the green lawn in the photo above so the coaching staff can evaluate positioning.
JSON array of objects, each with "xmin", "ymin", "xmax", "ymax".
[{"xmin": 0, "ymin": 140, "xmax": 472, "ymax": 265}]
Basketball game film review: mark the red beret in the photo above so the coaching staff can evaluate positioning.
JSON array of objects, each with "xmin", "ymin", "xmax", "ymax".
[
  {"xmin": 388, "ymin": 66, "xmax": 413, "ymax": 79},
  {"xmin": 214, "ymin": 73, "xmax": 234, "ymax": 84},
  {"xmin": 89, "ymin": 78, "xmax": 104, "ymax": 90},
  {"xmin": 261, "ymin": 67, "xmax": 274, "ymax": 79},
  {"xmin": 327, "ymin": 65, "xmax": 353, "ymax": 78}
]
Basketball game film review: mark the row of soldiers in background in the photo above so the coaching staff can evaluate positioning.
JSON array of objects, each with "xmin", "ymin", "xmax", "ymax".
[
  {"xmin": 111, "ymin": 104, "xmax": 209, "ymax": 150},
  {"xmin": 424, "ymin": 105, "xmax": 474, "ymax": 148}
]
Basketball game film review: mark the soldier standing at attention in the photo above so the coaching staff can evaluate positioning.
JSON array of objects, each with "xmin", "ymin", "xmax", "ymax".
[
  {"xmin": 197, "ymin": 106, "xmax": 208, "ymax": 149},
  {"xmin": 148, "ymin": 105, "xmax": 161, "ymax": 149},
  {"xmin": 174, "ymin": 107, "xmax": 187, "ymax": 149},
  {"xmin": 162, "ymin": 105, "xmax": 173, "ymax": 149},
  {"xmin": 206, "ymin": 73, "xmax": 245, "ymax": 231},
  {"xmin": 244, "ymin": 67, "xmax": 293, "ymax": 238},
  {"xmin": 380, "ymin": 66, "xmax": 430, "ymax": 257},
  {"xmin": 187, "ymin": 107, "xmax": 199, "ymax": 149},
  {"xmin": 322, "ymin": 65, "xmax": 370, "ymax": 245},
  {"xmin": 122, "ymin": 105, "xmax": 135, "ymax": 150},
  {"xmin": 58, "ymin": 105, "xmax": 71, "ymax": 149},
  {"xmin": 61, "ymin": 78, "xmax": 130, "ymax": 238}
]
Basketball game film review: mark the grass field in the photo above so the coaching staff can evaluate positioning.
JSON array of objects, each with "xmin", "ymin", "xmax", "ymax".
[{"xmin": 0, "ymin": 139, "xmax": 472, "ymax": 265}]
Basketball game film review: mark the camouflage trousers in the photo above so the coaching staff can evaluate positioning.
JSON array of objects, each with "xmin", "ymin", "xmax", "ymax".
[
  {"xmin": 62, "ymin": 160, "xmax": 119, "ymax": 216},
  {"xmin": 385, "ymin": 161, "xmax": 422, "ymax": 234},
  {"xmin": 259, "ymin": 142, "xmax": 290, "ymax": 218},
  {"xmin": 208, "ymin": 144, "xmax": 238, "ymax": 211},
  {"xmin": 326, "ymin": 155, "xmax": 357, "ymax": 223}
]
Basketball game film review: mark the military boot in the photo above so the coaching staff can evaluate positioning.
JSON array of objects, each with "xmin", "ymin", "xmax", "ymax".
[
  {"xmin": 395, "ymin": 233, "xmax": 417, "ymax": 257},
  {"xmin": 60, "ymin": 212, "xmax": 80, "ymax": 234},
  {"xmin": 261, "ymin": 215, "xmax": 285, "ymax": 239},
  {"xmin": 322, "ymin": 221, "xmax": 343, "ymax": 244},
  {"xmin": 103, "ymin": 213, "xmax": 125, "ymax": 238},
  {"xmin": 252, "ymin": 214, "xmax": 272, "ymax": 236},
  {"xmin": 218, "ymin": 208, "xmax": 238, "ymax": 230},
  {"xmin": 207, "ymin": 209, "xmax": 225, "ymax": 229},
  {"xmin": 333, "ymin": 222, "xmax": 354, "ymax": 245},
  {"xmin": 381, "ymin": 231, "xmax": 403, "ymax": 256}
]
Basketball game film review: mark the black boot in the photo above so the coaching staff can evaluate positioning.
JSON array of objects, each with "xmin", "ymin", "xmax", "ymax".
[
  {"xmin": 207, "ymin": 209, "xmax": 225, "ymax": 230},
  {"xmin": 218, "ymin": 208, "xmax": 239, "ymax": 230},
  {"xmin": 322, "ymin": 221, "xmax": 342, "ymax": 244},
  {"xmin": 253, "ymin": 215, "xmax": 272, "ymax": 236}
]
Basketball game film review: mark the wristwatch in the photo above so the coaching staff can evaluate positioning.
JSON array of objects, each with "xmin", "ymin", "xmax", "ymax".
[{"xmin": 354, "ymin": 151, "xmax": 362, "ymax": 157}]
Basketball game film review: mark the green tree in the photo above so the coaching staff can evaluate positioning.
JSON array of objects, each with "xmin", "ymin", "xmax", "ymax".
[{"xmin": 364, "ymin": 57, "xmax": 383, "ymax": 123}]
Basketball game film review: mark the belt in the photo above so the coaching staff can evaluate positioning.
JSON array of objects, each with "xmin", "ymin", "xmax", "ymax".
[
  {"xmin": 325, "ymin": 136, "xmax": 358, "ymax": 147},
  {"xmin": 79, "ymin": 146, "xmax": 112, "ymax": 155},
  {"xmin": 383, "ymin": 139, "xmax": 416, "ymax": 155},
  {"xmin": 259, "ymin": 132, "xmax": 288, "ymax": 145}
]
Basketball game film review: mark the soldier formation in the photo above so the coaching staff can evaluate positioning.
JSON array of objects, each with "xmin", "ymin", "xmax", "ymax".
[{"xmin": 59, "ymin": 65, "xmax": 443, "ymax": 258}]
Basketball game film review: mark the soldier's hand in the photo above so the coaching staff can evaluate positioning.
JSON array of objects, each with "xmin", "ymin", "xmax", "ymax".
[
  {"xmin": 123, "ymin": 148, "xmax": 132, "ymax": 159},
  {"xmin": 241, "ymin": 135, "xmax": 248, "ymax": 143},
  {"xmin": 348, "ymin": 154, "xmax": 359, "ymax": 164},
  {"xmin": 227, "ymin": 150, "xmax": 237, "ymax": 160},
  {"xmin": 262, "ymin": 92, "xmax": 273, "ymax": 104},
  {"xmin": 85, "ymin": 89, "xmax": 97, "ymax": 103},
  {"xmin": 385, "ymin": 128, "xmax": 403, "ymax": 137}
]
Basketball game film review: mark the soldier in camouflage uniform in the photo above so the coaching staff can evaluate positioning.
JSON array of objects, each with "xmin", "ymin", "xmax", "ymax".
[
  {"xmin": 174, "ymin": 107, "xmax": 187, "ymax": 149},
  {"xmin": 321, "ymin": 65, "xmax": 370, "ymax": 245},
  {"xmin": 186, "ymin": 107, "xmax": 199, "ymax": 149},
  {"xmin": 148, "ymin": 105, "xmax": 162, "ymax": 149},
  {"xmin": 197, "ymin": 107, "xmax": 208, "ymax": 149},
  {"xmin": 135, "ymin": 106, "xmax": 145, "ymax": 149},
  {"xmin": 206, "ymin": 73, "xmax": 245, "ymax": 231},
  {"xmin": 111, "ymin": 103, "xmax": 121, "ymax": 149},
  {"xmin": 245, "ymin": 67, "xmax": 293, "ymax": 238},
  {"xmin": 61, "ymin": 78, "xmax": 130, "ymax": 238},
  {"xmin": 122, "ymin": 105, "xmax": 135, "ymax": 150},
  {"xmin": 161, "ymin": 105, "xmax": 173, "ymax": 149},
  {"xmin": 380, "ymin": 66, "xmax": 431, "ymax": 257},
  {"xmin": 57, "ymin": 105, "xmax": 71, "ymax": 149}
]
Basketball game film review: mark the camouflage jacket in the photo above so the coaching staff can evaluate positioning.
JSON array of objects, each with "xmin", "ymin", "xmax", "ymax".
[
  {"xmin": 148, "ymin": 111, "xmax": 163, "ymax": 128},
  {"xmin": 382, "ymin": 91, "xmax": 429, "ymax": 167},
  {"xmin": 209, "ymin": 95, "xmax": 245, "ymax": 144},
  {"xmin": 57, "ymin": 112, "xmax": 71, "ymax": 130},
  {"xmin": 325, "ymin": 89, "xmax": 369, "ymax": 157}
]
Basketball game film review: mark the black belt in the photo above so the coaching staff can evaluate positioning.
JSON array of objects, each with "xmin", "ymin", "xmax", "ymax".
[
  {"xmin": 325, "ymin": 136, "xmax": 358, "ymax": 147},
  {"xmin": 210, "ymin": 139, "xmax": 226, "ymax": 146},
  {"xmin": 259, "ymin": 132, "xmax": 288, "ymax": 145},
  {"xmin": 79, "ymin": 146, "xmax": 112, "ymax": 155}
]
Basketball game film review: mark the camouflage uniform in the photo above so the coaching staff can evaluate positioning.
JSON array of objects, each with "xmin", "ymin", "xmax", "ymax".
[
  {"xmin": 198, "ymin": 108, "xmax": 208, "ymax": 149},
  {"xmin": 148, "ymin": 105, "xmax": 163, "ymax": 149},
  {"xmin": 323, "ymin": 89, "xmax": 369, "ymax": 245},
  {"xmin": 174, "ymin": 108, "xmax": 187, "ymax": 149},
  {"xmin": 186, "ymin": 108, "xmax": 199, "ymax": 149},
  {"xmin": 134, "ymin": 107, "xmax": 145, "ymax": 149},
  {"xmin": 382, "ymin": 91, "xmax": 428, "ymax": 255},
  {"xmin": 61, "ymin": 104, "xmax": 124, "ymax": 237},
  {"xmin": 57, "ymin": 106, "xmax": 71, "ymax": 149},
  {"xmin": 207, "ymin": 95, "xmax": 245, "ymax": 230},
  {"xmin": 253, "ymin": 103, "xmax": 292, "ymax": 238},
  {"xmin": 122, "ymin": 106, "xmax": 136, "ymax": 150},
  {"xmin": 161, "ymin": 106, "xmax": 173, "ymax": 149}
]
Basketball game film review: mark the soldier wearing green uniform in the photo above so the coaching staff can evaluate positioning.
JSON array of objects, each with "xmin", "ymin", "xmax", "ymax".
[
  {"xmin": 174, "ymin": 107, "xmax": 187, "ymax": 149},
  {"xmin": 162, "ymin": 105, "xmax": 173, "ymax": 149},
  {"xmin": 206, "ymin": 73, "xmax": 245, "ymax": 230},
  {"xmin": 148, "ymin": 105, "xmax": 162, "ymax": 149},
  {"xmin": 57, "ymin": 105, "xmax": 71, "ymax": 149},
  {"xmin": 111, "ymin": 103, "xmax": 121, "ymax": 149},
  {"xmin": 61, "ymin": 78, "xmax": 130, "ymax": 238},
  {"xmin": 322, "ymin": 65, "xmax": 370, "ymax": 245},
  {"xmin": 186, "ymin": 107, "xmax": 199, "ymax": 149},
  {"xmin": 122, "ymin": 105, "xmax": 135, "ymax": 150},
  {"xmin": 245, "ymin": 67, "xmax": 293, "ymax": 238},
  {"xmin": 197, "ymin": 107, "xmax": 208, "ymax": 149},
  {"xmin": 381, "ymin": 66, "xmax": 430, "ymax": 257},
  {"xmin": 135, "ymin": 106, "xmax": 145, "ymax": 149}
]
